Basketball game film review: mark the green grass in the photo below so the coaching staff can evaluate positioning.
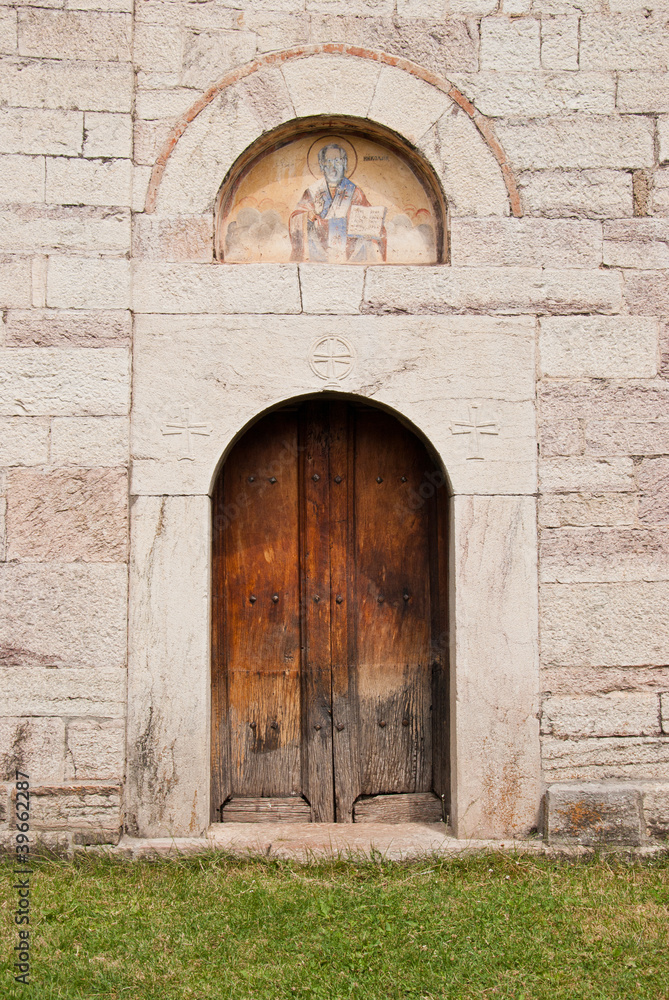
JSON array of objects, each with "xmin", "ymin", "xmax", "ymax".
[{"xmin": 1, "ymin": 850, "xmax": 668, "ymax": 999}]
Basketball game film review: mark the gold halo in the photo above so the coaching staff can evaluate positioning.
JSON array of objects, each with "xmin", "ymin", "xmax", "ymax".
[{"xmin": 307, "ymin": 136, "xmax": 358, "ymax": 179}]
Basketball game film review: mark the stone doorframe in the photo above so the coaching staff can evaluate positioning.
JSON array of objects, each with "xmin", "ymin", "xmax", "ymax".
[{"xmin": 125, "ymin": 47, "xmax": 540, "ymax": 840}]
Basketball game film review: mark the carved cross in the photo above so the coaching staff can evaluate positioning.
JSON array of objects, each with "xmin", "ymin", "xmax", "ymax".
[
  {"xmin": 161, "ymin": 406, "xmax": 212, "ymax": 461},
  {"xmin": 450, "ymin": 404, "xmax": 499, "ymax": 461}
]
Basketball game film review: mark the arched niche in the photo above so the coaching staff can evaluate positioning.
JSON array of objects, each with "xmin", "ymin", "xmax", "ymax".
[{"xmin": 214, "ymin": 117, "xmax": 449, "ymax": 266}]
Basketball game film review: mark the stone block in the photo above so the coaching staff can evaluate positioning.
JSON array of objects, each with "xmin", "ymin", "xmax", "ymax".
[
  {"xmin": 540, "ymin": 581, "xmax": 669, "ymax": 667},
  {"xmin": 0, "ymin": 418, "xmax": 49, "ymax": 466},
  {"xmin": 637, "ymin": 456, "xmax": 669, "ymax": 525},
  {"xmin": 580, "ymin": 14, "xmax": 669, "ymax": 71},
  {"xmin": 0, "ymin": 57, "xmax": 133, "ymax": 114},
  {"xmin": 134, "ymin": 87, "xmax": 199, "ymax": 122},
  {"xmin": 451, "ymin": 495, "xmax": 541, "ymax": 837},
  {"xmin": 0, "ymin": 108, "xmax": 83, "ymax": 156},
  {"xmin": 0, "ymin": 259, "xmax": 31, "ymax": 308},
  {"xmin": 18, "ymin": 9, "xmax": 132, "ymax": 61},
  {"xmin": 51, "ymin": 416, "xmax": 129, "ymax": 466},
  {"xmin": 246, "ymin": 12, "xmax": 309, "ymax": 53},
  {"xmin": 0, "ymin": 564, "xmax": 126, "ymax": 670},
  {"xmin": 298, "ymin": 265, "xmax": 364, "ymax": 314},
  {"xmin": 0, "ymin": 498, "xmax": 5, "ymax": 560},
  {"xmin": 307, "ymin": 0, "xmax": 394, "ymax": 12},
  {"xmin": 585, "ymin": 420, "xmax": 669, "ymax": 456},
  {"xmin": 130, "ymin": 312, "xmax": 536, "ymax": 497},
  {"xmin": 518, "ymin": 169, "xmax": 633, "ymax": 219},
  {"xmin": 132, "ymin": 215, "xmax": 213, "ymax": 263},
  {"xmin": 133, "ymin": 21, "xmax": 182, "ymax": 72},
  {"xmin": 541, "ymin": 15, "xmax": 578, "ymax": 70},
  {"xmin": 133, "ymin": 166, "xmax": 153, "ymax": 214},
  {"xmin": 660, "ymin": 117, "xmax": 669, "ymax": 165},
  {"xmin": 540, "ymin": 457, "xmax": 634, "ymax": 494},
  {"xmin": 662, "ymin": 695, "xmax": 669, "ymax": 735},
  {"xmin": 0, "ymin": 347, "xmax": 129, "ymax": 417},
  {"xmin": 542, "ymin": 665, "xmax": 669, "ymax": 697},
  {"xmin": 32, "ymin": 256, "xmax": 47, "ymax": 310},
  {"xmin": 539, "ymin": 493, "xmax": 638, "ymax": 528},
  {"xmin": 641, "ymin": 781, "xmax": 669, "ymax": 839},
  {"xmin": 6, "ymin": 467, "xmax": 128, "ymax": 562},
  {"xmin": 541, "ymin": 693, "xmax": 660, "ymax": 737},
  {"xmin": 180, "ymin": 29, "xmax": 257, "ymax": 90},
  {"xmin": 65, "ymin": 720, "xmax": 125, "ymax": 781},
  {"xmin": 5, "ymin": 309, "xmax": 130, "ymax": 348},
  {"xmin": 605, "ymin": 218, "xmax": 669, "ymax": 268},
  {"xmin": 539, "ymin": 380, "xmax": 669, "ymax": 422},
  {"xmin": 46, "ymin": 257, "xmax": 131, "ymax": 310},
  {"xmin": 542, "ymin": 738, "xmax": 669, "ymax": 780},
  {"xmin": 0, "ymin": 155, "xmax": 44, "ymax": 203},
  {"xmin": 83, "ymin": 112, "xmax": 132, "ymax": 159},
  {"xmin": 540, "ymin": 527, "xmax": 669, "ymax": 583},
  {"xmin": 0, "ymin": 666, "xmax": 126, "ymax": 717},
  {"xmin": 496, "ymin": 115, "xmax": 654, "ymax": 169},
  {"xmin": 132, "ymin": 262, "xmax": 301, "ymax": 314},
  {"xmin": 451, "ymin": 219, "xmax": 602, "ymax": 268},
  {"xmin": 0, "ymin": 9, "xmax": 17, "ymax": 54},
  {"xmin": 46, "ymin": 157, "xmax": 132, "ymax": 208},
  {"xmin": 133, "ymin": 0, "xmax": 242, "ymax": 28},
  {"xmin": 133, "ymin": 120, "xmax": 173, "ymax": 166},
  {"xmin": 126, "ymin": 496, "xmax": 211, "ymax": 836},
  {"xmin": 23, "ymin": 784, "xmax": 121, "ymax": 839},
  {"xmin": 282, "ymin": 54, "xmax": 381, "ymax": 118},
  {"xmin": 0, "ymin": 205, "xmax": 130, "ymax": 255},
  {"xmin": 540, "ymin": 419, "xmax": 582, "ymax": 457},
  {"xmin": 544, "ymin": 783, "xmax": 644, "ymax": 845},
  {"xmin": 418, "ymin": 105, "xmax": 510, "ymax": 216},
  {"xmin": 367, "ymin": 65, "xmax": 452, "ymax": 145},
  {"xmin": 451, "ymin": 72, "xmax": 615, "ymax": 117},
  {"xmin": 0, "ymin": 717, "xmax": 65, "ymax": 783},
  {"xmin": 363, "ymin": 266, "xmax": 622, "ymax": 315},
  {"xmin": 654, "ymin": 168, "xmax": 669, "ymax": 217},
  {"xmin": 237, "ymin": 65, "xmax": 297, "ymax": 133},
  {"xmin": 617, "ymin": 71, "xmax": 669, "ymax": 113},
  {"xmin": 539, "ymin": 316, "xmax": 657, "ymax": 378},
  {"xmin": 624, "ymin": 269, "xmax": 669, "ymax": 316},
  {"xmin": 480, "ymin": 16, "xmax": 541, "ymax": 71}
]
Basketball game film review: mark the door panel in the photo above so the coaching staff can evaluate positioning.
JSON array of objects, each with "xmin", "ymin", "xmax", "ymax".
[{"xmin": 211, "ymin": 401, "xmax": 449, "ymax": 823}]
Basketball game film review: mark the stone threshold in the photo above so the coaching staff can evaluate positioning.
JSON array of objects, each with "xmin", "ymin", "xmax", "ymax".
[{"xmin": 110, "ymin": 824, "xmax": 547, "ymax": 860}]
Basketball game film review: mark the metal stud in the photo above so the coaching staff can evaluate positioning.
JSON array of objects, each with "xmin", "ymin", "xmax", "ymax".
[
  {"xmin": 313, "ymin": 473, "xmax": 320, "ymax": 482},
  {"xmin": 334, "ymin": 475, "xmax": 342, "ymax": 484},
  {"xmin": 336, "ymin": 723, "xmax": 345, "ymax": 732},
  {"xmin": 249, "ymin": 595, "xmax": 257, "ymax": 604},
  {"xmin": 270, "ymin": 722, "xmax": 278, "ymax": 730},
  {"xmin": 272, "ymin": 593, "xmax": 279, "ymax": 603},
  {"xmin": 248, "ymin": 476, "xmax": 255, "ymax": 483},
  {"xmin": 378, "ymin": 595, "xmax": 385, "ymax": 604},
  {"xmin": 402, "ymin": 718, "xmax": 410, "ymax": 727},
  {"xmin": 314, "ymin": 724, "xmax": 322, "ymax": 731},
  {"xmin": 376, "ymin": 476, "xmax": 383, "ymax": 484},
  {"xmin": 313, "ymin": 595, "xmax": 320, "ymax": 603},
  {"xmin": 336, "ymin": 595, "xmax": 343, "ymax": 605},
  {"xmin": 378, "ymin": 720, "xmax": 386, "ymax": 728},
  {"xmin": 269, "ymin": 476, "xmax": 277, "ymax": 484},
  {"xmin": 401, "ymin": 476, "xmax": 407, "ymax": 483},
  {"xmin": 403, "ymin": 592, "xmax": 410, "ymax": 602},
  {"xmin": 249, "ymin": 722, "xmax": 256, "ymax": 730}
]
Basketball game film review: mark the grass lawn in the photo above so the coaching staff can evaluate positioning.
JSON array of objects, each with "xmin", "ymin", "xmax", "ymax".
[{"xmin": 1, "ymin": 849, "xmax": 668, "ymax": 999}]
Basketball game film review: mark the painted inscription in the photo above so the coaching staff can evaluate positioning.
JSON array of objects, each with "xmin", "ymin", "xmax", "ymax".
[{"xmin": 219, "ymin": 133, "xmax": 439, "ymax": 265}]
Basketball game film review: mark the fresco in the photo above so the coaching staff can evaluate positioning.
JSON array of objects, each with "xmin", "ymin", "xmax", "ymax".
[{"xmin": 218, "ymin": 133, "xmax": 441, "ymax": 265}]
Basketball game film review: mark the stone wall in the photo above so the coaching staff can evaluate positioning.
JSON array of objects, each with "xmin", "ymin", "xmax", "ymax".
[{"xmin": 1, "ymin": 0, "xmax": 668, "ymax": 848}]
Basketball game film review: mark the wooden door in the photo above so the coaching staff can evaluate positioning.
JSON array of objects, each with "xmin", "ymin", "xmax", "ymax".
[{"xmin": 211, "ymin": 401, "xmax": 449, "ymax": 824}]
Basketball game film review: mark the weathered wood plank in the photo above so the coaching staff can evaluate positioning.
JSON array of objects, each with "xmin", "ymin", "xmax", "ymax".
[
  {"xmin": 353, "ymin": 792, "xmax": 444, "ymax": 824},
  {"xmin": 222, "ymin": 796, "xmax": 311, "ymax": 823},
  {"xmin": 301, "ymin": 402, "xmax": 335, "ymax": 822}
]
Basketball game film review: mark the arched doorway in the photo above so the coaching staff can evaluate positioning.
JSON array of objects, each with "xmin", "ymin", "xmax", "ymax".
[{"xmin": 211, "ymin": 399, "xmax": 450, "ymax": 823}]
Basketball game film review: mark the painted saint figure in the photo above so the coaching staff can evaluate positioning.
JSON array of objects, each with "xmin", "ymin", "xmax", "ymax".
[{"xmin": 289, "ymin": 142, "xmax": 387, "ymax": 263}]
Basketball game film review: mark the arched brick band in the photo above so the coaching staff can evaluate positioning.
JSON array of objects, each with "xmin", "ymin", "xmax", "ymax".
[{"xmin": 144, "ymin": 43, "xmax": 522, "ymax": 218}]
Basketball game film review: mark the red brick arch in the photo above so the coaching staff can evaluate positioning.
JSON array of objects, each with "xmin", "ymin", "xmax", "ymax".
[{"xmin": 144, "ymin": 43, "xmax": 522, "ymax": 218}]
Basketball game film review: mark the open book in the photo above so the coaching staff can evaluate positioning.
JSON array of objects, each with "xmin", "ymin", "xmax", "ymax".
[{"xmin": 347, "ymin": 205, "xmax": 386, "ymax": 239}]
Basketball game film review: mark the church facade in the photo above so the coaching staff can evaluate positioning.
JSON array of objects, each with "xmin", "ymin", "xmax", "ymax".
[{"xmin": 1, "ymin": 0, "xmax": 668, "ymax": 850}]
